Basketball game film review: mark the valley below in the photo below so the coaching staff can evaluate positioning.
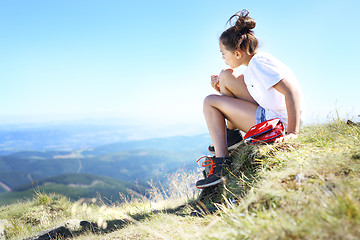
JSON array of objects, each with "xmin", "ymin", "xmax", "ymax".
[{"xmin": 0, "ymin": 121, "xmax": 210, "ymax": 205}]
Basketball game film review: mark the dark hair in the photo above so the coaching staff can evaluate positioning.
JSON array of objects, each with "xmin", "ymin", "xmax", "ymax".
[{"xmin": 220, "ymin": 10, "xmax": 258, "ymax": 55}]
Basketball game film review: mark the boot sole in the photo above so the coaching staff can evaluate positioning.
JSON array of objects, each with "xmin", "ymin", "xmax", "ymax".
[{"xmin": 195, "ymin": 178, "xmax": 225, "ymax": 189}]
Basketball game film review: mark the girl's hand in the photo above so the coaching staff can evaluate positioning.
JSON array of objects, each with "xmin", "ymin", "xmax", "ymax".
[
  {"xmin": 211, "ymin": 75, "xmax": 220, "ymax": 93},
  {"xmin": 275, "ymin": 133, "xmax": 298, "ymax": 143}
]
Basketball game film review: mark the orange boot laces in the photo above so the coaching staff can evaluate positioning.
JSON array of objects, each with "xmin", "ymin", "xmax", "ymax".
[{"xmin": 196, "ymin": 156, "xmax": 216, "ymax": 177}]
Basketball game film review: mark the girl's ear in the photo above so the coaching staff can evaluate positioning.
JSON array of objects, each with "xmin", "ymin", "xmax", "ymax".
[{"xmin": 235, "ymin": 50, "xmax": 242, "ymax": 59}]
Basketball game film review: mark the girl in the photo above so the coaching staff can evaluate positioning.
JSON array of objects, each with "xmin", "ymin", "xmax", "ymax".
[{"xmin": 196, "ymin": 10, "xmax": 303, "ymax": 189}]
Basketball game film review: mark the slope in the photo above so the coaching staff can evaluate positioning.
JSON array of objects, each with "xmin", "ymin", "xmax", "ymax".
[
  {"xmin": 0, "ymin": 173, "xmax": 144, "ymax": 206},
  {"xmin": 1, "ymin": 119, "xmax": 360, "ymax": 240}
]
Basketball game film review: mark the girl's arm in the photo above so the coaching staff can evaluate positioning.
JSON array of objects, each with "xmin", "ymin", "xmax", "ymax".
[{"xmin": 273, "ymin": 78, "xmax": 301, "ymax": 140}]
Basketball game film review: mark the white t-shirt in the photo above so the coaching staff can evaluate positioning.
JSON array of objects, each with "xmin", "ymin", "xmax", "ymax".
[{"xmin": 242, "ymin": 52, "xmax": 303, "ymax": 127}]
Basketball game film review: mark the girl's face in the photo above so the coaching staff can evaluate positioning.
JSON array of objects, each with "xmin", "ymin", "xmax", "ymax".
[{"xmin": 220, "ymin": 42, "xmax": 242, "ymax": 68}]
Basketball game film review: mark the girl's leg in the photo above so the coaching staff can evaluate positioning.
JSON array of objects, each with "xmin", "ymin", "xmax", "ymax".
[
  {"xmin": 198, "ymin": 69, "xmax": 257, "ymax": 188},
  {"xmin": 218, "ymin": 69, "xmax": 257, "ymax": 104},
  {"xmin": 203, "ymin": 95, "xmax": 258, "ymax": 157},
  {"xmin": 218, "ymin": 69, "xmax": 257, "ymax": 130}
]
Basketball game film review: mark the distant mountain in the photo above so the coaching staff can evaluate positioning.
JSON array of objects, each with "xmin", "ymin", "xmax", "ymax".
[
  {"xmin": 7, "ymin": 150, "xmax": 73, "ymax": 159},
  {"xmin": 0, "ymin": 173, "xmax": 145, "ymax": 206},
  {"xmin": 0, "ymin": 121, "xmax": 210, "ymax": 155},
  {"xmin": 0, "ymin": 132, "xmax": 211, "ymax": 184},
  {"xmin": 0, "ymin": 122, "xmax": 211, "ymax": 206},
  {"xmin": 82, "ymin": 134, "xmax": 211, "ymax": 157},
  {"xmin": 0, "ymin": 123, "xmax": 134, "ymax": 155},
  {"xmin": 0, "ymin": 172, "xmax": 34, "ymax": 193},
  {"xmin": 0, "ymin": 149, "xmax": 204, "ymax": 187}
]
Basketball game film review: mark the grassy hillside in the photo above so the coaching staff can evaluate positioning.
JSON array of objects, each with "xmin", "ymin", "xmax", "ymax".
[
  {"xmin": 1, "ymin": 120, "xmax": 360, "ymax": 239},
  {"xmin": 0, "ymin": 173, "xmax": 145, "ymax": 206}
]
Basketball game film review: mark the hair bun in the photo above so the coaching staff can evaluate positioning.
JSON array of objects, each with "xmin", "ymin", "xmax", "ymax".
[
  {"xmin": 229, "ymin": 9, "xmax": 256, "ymax": 33},
  {"xmin": 221, "ymin": 9, "xmax": 258, "ymax": 54}
]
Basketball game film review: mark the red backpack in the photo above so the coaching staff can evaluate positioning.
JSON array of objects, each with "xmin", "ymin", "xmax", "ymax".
[{"xmin": 244, "ymin": 118, "xmax": 285, "ymax": 145}]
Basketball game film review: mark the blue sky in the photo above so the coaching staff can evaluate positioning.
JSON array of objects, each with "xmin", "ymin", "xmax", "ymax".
[{"xmin": 1, "ymin": 0, "xmax": 359, "ymax": 133}]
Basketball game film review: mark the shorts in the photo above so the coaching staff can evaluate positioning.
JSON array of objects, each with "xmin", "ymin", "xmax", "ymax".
[
  {"xmin": 256, "ymin": 105, "xmax": 289, "ymax": 129},
  {"xmin": 256, "ymin": 106, "xmax": 267, "ymax": 124}
]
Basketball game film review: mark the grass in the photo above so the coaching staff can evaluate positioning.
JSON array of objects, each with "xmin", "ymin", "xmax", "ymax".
[
  {"xmin": 0, "ymin": 190, "xmax": 73, "ymax": 239},
  {"xmin": 203, "ymin": 120, "xmax": 360, "ymax": 239},
  {"xmin": 1, "ymin": 119, "xmax": 360, "ymax": 239}
]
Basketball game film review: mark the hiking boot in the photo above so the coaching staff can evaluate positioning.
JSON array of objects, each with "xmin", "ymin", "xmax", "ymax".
[
  {"xmin": 195, "ymin": 156, "xmax": 232, "ymax": 189},
  {"xmin": 347, "ymin": 120, "xmax": 360, "ymax": 126},
  {"xmin": 208, "ymin": 129, "xmax": 243, "ymax": 153}
]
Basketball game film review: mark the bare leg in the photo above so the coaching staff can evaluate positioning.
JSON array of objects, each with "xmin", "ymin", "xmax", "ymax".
[
  {"xmin": 226, "ymin": 120, "xmax": 237, "ymax": 130},
  {"xmin": 218, "ymin": 69, "xmax": 257, "ymax": 104},
  {"xmin": 219, "ymin": 69, "xmax": 257, "ymax": 131},
  {"xmin": 204, "ymin": 69, "xmax": 258, "ymax": 157},
  {"xmin": 204, "ymin": 95, "xmax": 258, "ymax": 156},
  {"xmin": 203, "ymin": 96, "xmax": 228, "ymax": 157}
]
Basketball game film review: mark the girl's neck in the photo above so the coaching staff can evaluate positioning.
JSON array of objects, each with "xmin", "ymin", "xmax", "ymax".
[{"xmin": 242, "ymin": 52, "xmax": 257, "ymax": 66}]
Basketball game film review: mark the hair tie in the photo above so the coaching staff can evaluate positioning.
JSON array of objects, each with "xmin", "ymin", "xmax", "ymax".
[{"xmin": 238, "ymin": 9, "xmax": 249, "ymax": 18}]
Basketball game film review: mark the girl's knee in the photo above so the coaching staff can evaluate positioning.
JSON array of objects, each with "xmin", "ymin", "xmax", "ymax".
[
  {"xmin": 218, "ymin": 69, "xmax": 237, "ymax": 94},
  {"xmin": 203, "ymin": 94, "xmax": 219, "ymax": 106},
  {"xmin": 218, "ymin": 69, "xmax": 235, "ymax": 84}
]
